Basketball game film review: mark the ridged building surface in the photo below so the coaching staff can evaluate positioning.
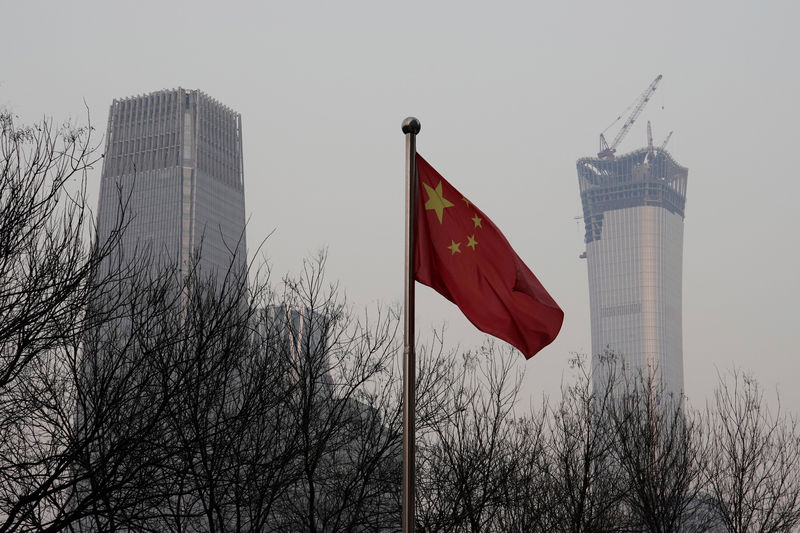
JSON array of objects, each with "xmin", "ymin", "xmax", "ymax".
[
  {"xmin": 96, "ymin": 88, "xmax": 246, "ymax": 276},
  {"xmin": 577, "ymin": 148, "xmax": 688, "ymax": 398}
]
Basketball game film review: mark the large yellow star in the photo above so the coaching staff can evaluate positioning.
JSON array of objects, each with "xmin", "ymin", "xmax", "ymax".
[
  {"xmin": 448, "ymin": 240, "xmax": 462, "ymax": 255},
  {"xmin": 423, "ymin": 181, "xmax": 454, "ymax": 224},
  {"xmin": 467, "ymin": 235, "xmax": 478, "ymax": 250},
  {"xmin": 471, "ymin": 214, "xmax": 482, "ymax": 228}
]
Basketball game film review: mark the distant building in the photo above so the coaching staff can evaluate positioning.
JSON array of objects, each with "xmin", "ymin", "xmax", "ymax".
[
  {"xmin": 96, "ymin": 88, "xmax": 246, "ymax": 278},
  {"xmin": 576, "ymin": 147, "xmax": 688, "ymax": 399},
  {"xmin": 260, "ymin": 305, "xmax": 333, "ymax": 389}
]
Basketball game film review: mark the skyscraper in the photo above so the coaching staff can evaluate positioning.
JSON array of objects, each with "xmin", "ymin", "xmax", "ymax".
[
  {"xmin": 576, "ymin": 147, "xmax": 688, "ymax": 398},
  {"xmin": 77, "ymin": 89, "xmax": 247, "ymax": 531},
  {"xmin": 96, "ymin": 88, "xmax": 246, "ymax": 277}
]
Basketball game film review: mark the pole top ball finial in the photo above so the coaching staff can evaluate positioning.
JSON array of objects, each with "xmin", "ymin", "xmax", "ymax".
[{"xmin": 401, "ymin": 117, "xmax": 421, "ymax": 135}]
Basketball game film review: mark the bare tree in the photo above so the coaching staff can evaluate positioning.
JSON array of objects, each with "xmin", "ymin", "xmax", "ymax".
[
  {"xmin": 0, "ymin": 110, "xmax": 114, "ymax": 391},
  {"xmin": 538, "ymin": 354, "xmax": 626, "ymax": 533},
  {"xmin": 264, "ymin": 253, "xmax": 404, "ymax": 533},
  {"xmin": 489, "ymin": 410, "xmax": 548, "ymax": 533},
  {"xmin": 415, "ymin": 343, "xmax": 531, "ymax": 533},
  {"xmin": 609, "ymin": 360, "xmax": 710, "ymax": 533},
  {"xmin": 705, "ymin": 371, "xmax": 800, "ymax": 533},
  {"xmin": 129, "ymin": 256, "xmax": 269, "ymax": 532},
  {"xmin": 71, "ymin": 260, "xmax": 187, "ymax": 532},
  {"xmin": 0, "ymin": 109, "xmax": 137, "ymax": 532}
]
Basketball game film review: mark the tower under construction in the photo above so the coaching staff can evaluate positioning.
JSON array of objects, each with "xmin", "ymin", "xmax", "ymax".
[{"xmin": 577, "ymin": 76, "xmax": 688, "ymax": 399}]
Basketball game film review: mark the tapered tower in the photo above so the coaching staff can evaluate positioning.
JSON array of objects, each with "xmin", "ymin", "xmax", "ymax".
[{"xmin": 577, "ymin": 147, "xmax": 688, "ymax": 398}]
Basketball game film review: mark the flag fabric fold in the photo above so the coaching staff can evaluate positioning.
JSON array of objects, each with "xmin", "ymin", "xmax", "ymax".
[{"xmin": 414, "ymin": 154, "xmax": 563, "ymax": 358}]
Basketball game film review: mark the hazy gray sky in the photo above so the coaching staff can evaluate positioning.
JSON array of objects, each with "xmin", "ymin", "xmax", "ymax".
[{"xmin": 3, "ymin": 0, "xmax": 798, "ymax": 411}]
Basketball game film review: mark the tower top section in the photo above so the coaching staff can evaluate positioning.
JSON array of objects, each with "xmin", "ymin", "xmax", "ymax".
[
  {"xmin": 577, "ymin": 148, "xmax": 688, "ymax": 244},
  {"xmin": 102, "ymin": 88, "xmax": 243, "ymax": 189},
  {"xmin": 111, "ymin": 87, "xmax": 240, "ymax": 117}
]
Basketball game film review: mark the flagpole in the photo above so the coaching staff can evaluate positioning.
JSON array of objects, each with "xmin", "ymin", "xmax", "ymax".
[{"xmin": 402, "ymin": 116, "xmax": 420, "ymax": 533}]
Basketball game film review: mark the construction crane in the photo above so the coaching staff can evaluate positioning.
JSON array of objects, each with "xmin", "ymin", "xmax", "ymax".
[
  {"xmin": 659, "ymin": 130, "xmax": 673, "ymax": 151},
  {"xmin": 598, "ymin": 74, "xmax": 662, "ymax": 159}
]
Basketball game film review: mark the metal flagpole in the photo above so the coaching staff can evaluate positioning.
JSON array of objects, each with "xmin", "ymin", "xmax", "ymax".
[{"xmin": 401, "ymin": 116, "xmax": 420, "ymax": 533}]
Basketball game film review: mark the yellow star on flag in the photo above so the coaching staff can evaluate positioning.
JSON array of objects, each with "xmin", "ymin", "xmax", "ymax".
[
  {"xmin": 467, "ymin": 235, "xmax": 478, "ymax": 250},
  {"xmin": 424, "ymin": 181, "xmax": 454, "ymax": 223},
  {"xmin": 462, "ymin": 197, "xmax": 471, "ymax": 207},
  {"xmin": 448, "ymin": 240, "xmax": 462, "ymax": 255},
  {"xmin": 471, "ymin": 214, "xmax": 482, "ymax": 228}
]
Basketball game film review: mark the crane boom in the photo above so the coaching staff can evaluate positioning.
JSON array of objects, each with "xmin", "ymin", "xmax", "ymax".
[
  {"xmin": 598, "ymin": 74, "xmax": 663, "ymax": 159},
  {"xmin": 659, "ymin": 131, "xmax": 673, "ymax": 151}
]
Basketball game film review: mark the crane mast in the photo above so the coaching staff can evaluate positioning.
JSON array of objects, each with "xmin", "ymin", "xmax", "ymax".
[{"xmin": 598, "ymin": 74, "xmax": 663, "ymax": 159}]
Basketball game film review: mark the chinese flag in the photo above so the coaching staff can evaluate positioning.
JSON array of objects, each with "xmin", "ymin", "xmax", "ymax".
[{"xmin": 414, "ymin": 154, "xmax": 563, "ymax": 358}]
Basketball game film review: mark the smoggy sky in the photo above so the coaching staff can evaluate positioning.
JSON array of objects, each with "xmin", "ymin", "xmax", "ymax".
[{"xmin": 3, "ymin": 0, "xmax": 798, "ymax": 412}]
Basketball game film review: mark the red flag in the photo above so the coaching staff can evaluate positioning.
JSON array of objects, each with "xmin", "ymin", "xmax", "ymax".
[{"xmin": 414, "ymin": 154, "xmax": 563, "ymax": 358}]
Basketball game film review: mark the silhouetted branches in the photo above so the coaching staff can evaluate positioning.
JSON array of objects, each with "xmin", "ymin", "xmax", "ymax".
[{"xmin": 705, "ymin": 371, "xmax": 800, "ymax": 533}]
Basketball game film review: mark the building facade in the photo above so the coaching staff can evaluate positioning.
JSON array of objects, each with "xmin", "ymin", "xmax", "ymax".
[
  {"xmin": 260, "ymin": 304, "xmax": 333, "ymax": 389},
  {"xmin": 576, "ymin": 148, "xmax": 688, "ymax": 398},
  {"xmin": 96, "ymin": 88, "xmax": 246, "ymax": 278}
]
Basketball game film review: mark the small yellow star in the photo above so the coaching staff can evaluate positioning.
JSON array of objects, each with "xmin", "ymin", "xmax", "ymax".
[
  {"xmin": 471, "ymin": 214, "xmax": 482, "ymax": 228},
  {"xmin": 467, "ymin": 235, "xmax": 478, "ymax": 250},
  {"xmin": 462, "ymin": 197, "xmax": 471, "ymax": 207},
  {"xmin": 448, "ymin": 240, "xmax": 462, "ymax": 255},
  {"xmin": 423, "ymin": 181, "xmax": 454, "ymax": 224}
]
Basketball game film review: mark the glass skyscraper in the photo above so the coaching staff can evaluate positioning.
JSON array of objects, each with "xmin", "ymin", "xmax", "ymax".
[
  {"xmin": 76, "ymin": 89, "xmax": 247, "ymax": 532},
  {"xmin": 577, "ymin": 148, "xmax": 688, "ymax": 398},
  {"xmin": 96, "ymin": 88, "xmax": 246, "ymax": 277}
]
